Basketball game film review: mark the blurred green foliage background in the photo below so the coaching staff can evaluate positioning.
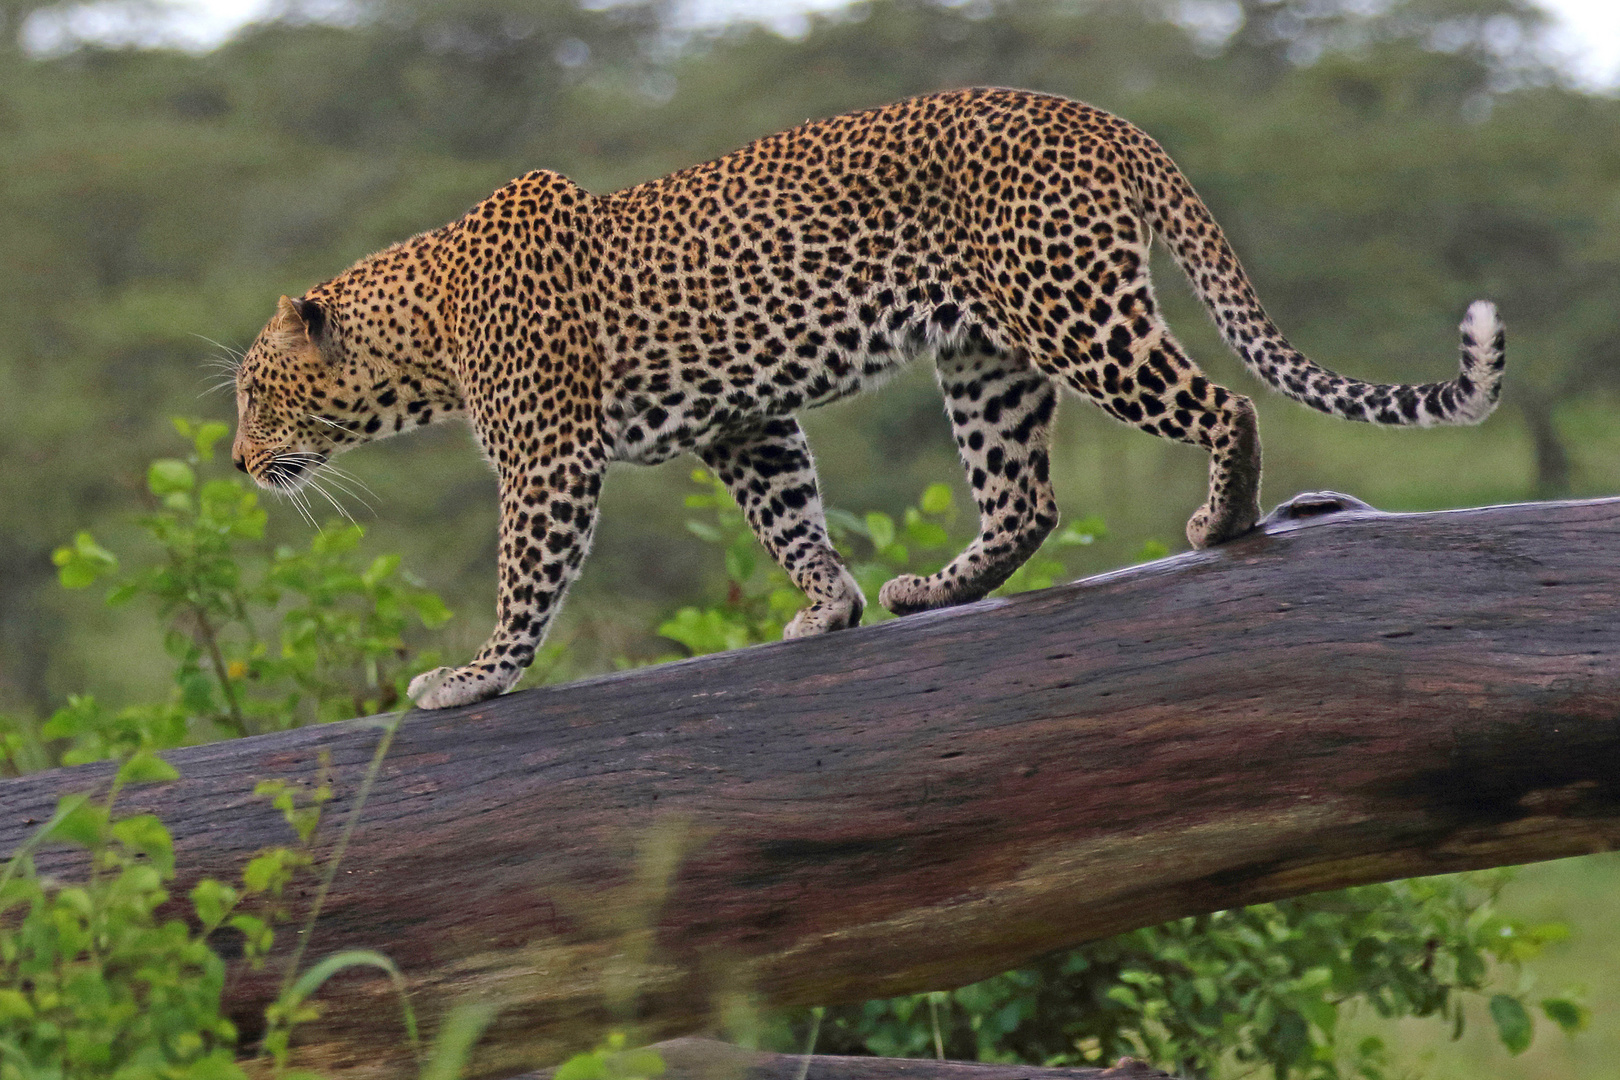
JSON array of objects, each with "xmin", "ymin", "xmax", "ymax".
[{"xmin": 1, "ymin": 0, "xmax": 1618, "ymax": 1074}]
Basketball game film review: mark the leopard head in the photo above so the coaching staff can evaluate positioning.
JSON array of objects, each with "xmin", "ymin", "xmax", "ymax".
[
  {"xmin": 233, "ymin": 279, "xmax": 467, "ymax": 494},
  {"xmin": 232, "ymin": 295, "xmax": 341, "ymax": 491}
]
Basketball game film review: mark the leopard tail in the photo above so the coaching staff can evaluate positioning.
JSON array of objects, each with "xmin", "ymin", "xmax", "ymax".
[{"xmin": 1132, "ymin": 141, "xmax": 1504, "ymax": 427}]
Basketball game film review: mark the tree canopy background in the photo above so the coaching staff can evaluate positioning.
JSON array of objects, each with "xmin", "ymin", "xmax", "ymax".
[{"xmin": 1, "ymin": 0, "xmax": 1617, "ymax": 1074}]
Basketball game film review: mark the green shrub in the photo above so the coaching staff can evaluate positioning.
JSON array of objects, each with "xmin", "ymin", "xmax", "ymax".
[
  {"xmin": 789, "ymin": 875, "xmax": 1586, "ymax": 1079},
  {"xmin": 3, "ymin": 419, "xmax": 451, "ymax": 777},
  {"xmin": 0, "ymin": 756, "xmax": 278, "ymax": 1080}
]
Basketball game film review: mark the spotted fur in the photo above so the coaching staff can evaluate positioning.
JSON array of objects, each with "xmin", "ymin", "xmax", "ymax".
[{"xmin": 231, "ymin": 88, "xmax": 1506, "ymax": 709}]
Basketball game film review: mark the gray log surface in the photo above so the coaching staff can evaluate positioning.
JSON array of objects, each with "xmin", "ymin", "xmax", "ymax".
[{"xmin": 2, "ymin": 493, "xmax": 1618, "ymax": 1080}]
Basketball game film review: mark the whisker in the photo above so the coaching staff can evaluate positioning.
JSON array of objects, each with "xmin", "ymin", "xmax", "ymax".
[
  {"xmin": 313, "ymin": 463, "xmax": 378, "ymax": 508},
  {"xmin": 264, "ymin": 449, "xmax": 374, "ymax": 525},
  {"xmin": 191, "ymin": 334, "xmax": 244, "ymax": 367},
  {"xmin": 305, "ymin": 476, "xmax": 356, "ymax": 524},
  {"xmin": 313, "ymin": 476, "xmax": 374, "ymax": 514},
  {"xmin": 282, "ymin": 487, "xmax": 319, "ymax": 530}
]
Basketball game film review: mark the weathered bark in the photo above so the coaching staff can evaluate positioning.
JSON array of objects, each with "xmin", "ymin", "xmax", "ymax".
[
  {"xmin": 2, "ymin": 493, "xmax": 1619, "ymax": 1080},
  {"xmin": 531, "ymin": 1038, "xmax": 1175, "ymax": 1080}
]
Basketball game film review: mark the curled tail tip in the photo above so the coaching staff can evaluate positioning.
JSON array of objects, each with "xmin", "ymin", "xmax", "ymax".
[
  {"xmin": 1462, "ymin": 299, "xmax": 1503, "ymax": 349},
  {"xmin": 1454, "ymin": 299, "xmax": 1505, "ymax": 425}
]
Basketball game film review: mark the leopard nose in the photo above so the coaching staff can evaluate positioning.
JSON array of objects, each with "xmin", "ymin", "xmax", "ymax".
[{"xmin": 233, "ymin": 454, "xmax": 248, "ymax": 474}]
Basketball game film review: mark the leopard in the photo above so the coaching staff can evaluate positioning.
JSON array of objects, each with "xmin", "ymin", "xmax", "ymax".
[{"xmin": 230, "ymin": 87, "xmax": 1506, "ymax": 710}]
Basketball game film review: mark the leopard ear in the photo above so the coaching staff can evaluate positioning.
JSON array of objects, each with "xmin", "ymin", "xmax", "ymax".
[
  {"xmin": 290, "ymin": 296, "xmax": 327, "ymax": 343},
  {"xmin": 274, "ymin": 294, "xmax": 327, "ymax": 345}
]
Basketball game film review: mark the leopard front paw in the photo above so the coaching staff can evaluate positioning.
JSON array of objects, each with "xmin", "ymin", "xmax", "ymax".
[
  {"xmin": 783, "ymin": 568, "xmax": 865, "ymax": 638},
  {"xmin": 408, "ymin": 665, "xmax": 506, "ymax": 710},
  {"xmin": 879, "ymin": 573, "xmax": 940, "ymax": 616}
]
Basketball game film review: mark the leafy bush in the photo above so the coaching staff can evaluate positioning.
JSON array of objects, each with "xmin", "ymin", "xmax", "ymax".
[
  {"xmin": 2, "ymin": 419, "xmax": 450, "ymax": 777},
  {"xmin": 0, "ymin": 421, "xmax": 464, "ymax": 1076},
  {"xmin": 0, "ymin": 722, "xmax": 528, "ymax": 1080},
  {"xmin": 790, "ymin": 876, "xmax": 1586, "ymax": 1079},
  {"xmin": 0, "ymin": 753, "xmax": 295, "ymax": 1080}
]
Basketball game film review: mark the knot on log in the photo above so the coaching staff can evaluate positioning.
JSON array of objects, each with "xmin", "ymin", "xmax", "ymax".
[{"xmin": 1258, "ymin": 490, "xmax": 1379, "ymax": 530}]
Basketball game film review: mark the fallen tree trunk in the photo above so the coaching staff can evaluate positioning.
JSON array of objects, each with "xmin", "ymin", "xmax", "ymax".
[{"xmin": 3, "ymin": 493, "xmax": 1619, "ymax": 1079}]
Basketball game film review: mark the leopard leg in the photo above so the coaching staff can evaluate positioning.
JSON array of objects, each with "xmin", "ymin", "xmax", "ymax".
[
  {"xmin": 1032, "ymin": 279, "xmax": 1261, "ymax": 550},
  {"xmin": 879, "ymin": 346, "xmax": 1060, "ymax": 616},
  {"xmin": 409, "ymin": 450, "xmax": 605, "ymax": 709},
  {"xmin": 1113, "ymin": 323, "xmax": 1261, "ymax": 550},
  {"xmin": 699, "ymin": 416, "xmax": 865, "ymax": 638},
  {"xmin": 1181, "ymin": 389, "xmax": 1261, "ymax": 549}
]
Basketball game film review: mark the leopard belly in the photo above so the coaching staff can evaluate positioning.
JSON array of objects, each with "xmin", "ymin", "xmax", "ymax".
[{"xmin": 600, "ymin": 286, "xmax": 971, "ymax": 465}]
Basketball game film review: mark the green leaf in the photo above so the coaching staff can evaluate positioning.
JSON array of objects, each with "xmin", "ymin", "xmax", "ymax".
[
  {"xmin": 111, "ymin": 814, "xmax": 176, "ymax": 876},
  {"xmin": 1135, "ymin": 539, "xmax": 1170, "ymax": 563},
  {"xmin": 228, "ymin": 914, "xmax": 273, "ymax": 959},
  {"xmin": 1489, "ymin": 994, "xmax": 1533, "ymax": 1053},
  {"xmin": 285, "ymin": 950, "xmax": 418, "ymax": 1048},
  {"xmin": 904, "ymin": 508, "xmax": 950, "ymax": 549},
  {"xmin": 192, "ymin": 421, "xmax": 232, "ymax": 462},
  {"xmin": 554, "ymin": 1053, "xmax": 609, "ymax": 1080},
  {"xmin": 1526, "ymin": 920, "xmax": 1572, "ymax": 948},
  {"xmin": 116, "ymin": 749, "xmax": 180, "ymax": 786},
  {"xmin": 1056, "ymin": 517, "xmax": 1106, "ymax": 545},
  {"xmin": 1540, "ymin": 997, "xmax": 1589, "ymax": 1033},
  {"xmin": 685, "ymin": 520, "xmax": 722, "ymax": 543},
  {"xmin": 614, "ymin": 1048, "xmax": 667, "ymax": 1079},
  {"xmin": 1271, "ymin": 1008, "xmax": 1310, "ymax": 1062},
  {"xmin": 47, "ymin": 795, "xmax": 107, "ymax": 849},
  {"xmin": 0, "ymin": 989, "xmax": 35, "ymax": 1023},
  {"xmin": 1104, "ymin": 985, "xmax": 1141, "ymax": 1010},
  {"xmin": 657, "ymin": 608, "xmax": 754, "ymax": 656},
  {"xmin": 406, "ymin": 591, "xmax": 454, "ymax": 628},
  {"xmin": 181, "ymin": 1056, "xmax": 250, "ymax": 1080},
  {"xmin": 865, "ymin": 512, "xmax": 895, "ymax": 552},
  {"xmin": 41, "ymin": 695, "xmax": 103, "ymax": 739},
  {"xmin": 919, "ymin": 483, "xmax": 954, "ymax": 515},
  {"xmin": 363, "ymin": 553, "xmax": 402, "ymax": 587},
  {"xmin": 106, "ymin": 582, "xmax": 142, "ymax": 605},
  {"xmin": 243, "ymin": 850, "xmax": 294, "ymax": 894},
  {"xmin": 52, "ymin": 532, "xmax": 119, "ymax": 589},
  {"xmin": 724, "ymin": 540, "xmax": 757, "ymax": 584},
  {"xmin": 191, "ymin": 878, "xmax": 239, "ymax": 928},
  {"xmin": 420, "ymin": 1001, "xmax": 502, "ymax": 1080},
  {"xmin": 148, "ymin": 459, "xmax": 197, "ymax": 496}
]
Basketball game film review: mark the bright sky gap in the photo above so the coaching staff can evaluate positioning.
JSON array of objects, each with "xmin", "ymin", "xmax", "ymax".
[{"xmin": 19, "ymin": 0, "xmax": 1620, "ymax": 90}]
